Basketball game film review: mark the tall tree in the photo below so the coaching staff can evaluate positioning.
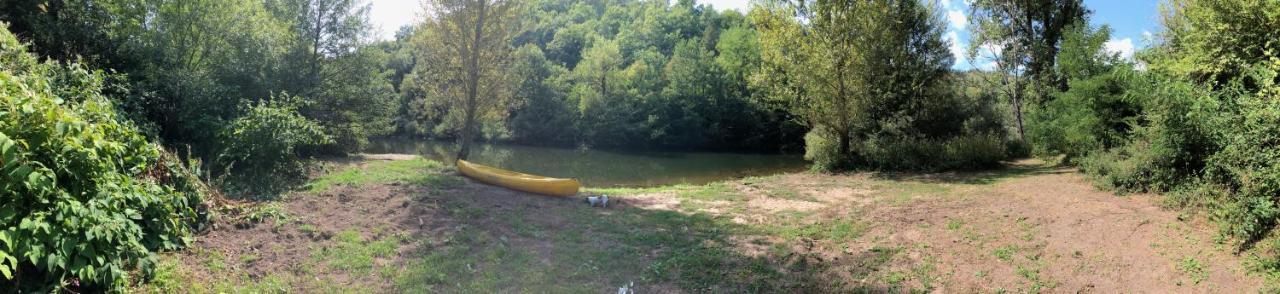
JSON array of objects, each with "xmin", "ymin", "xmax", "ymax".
[
  {"xmin": 753, "ymin": 0, "xmax": 954, "ymax": 168},
  {"xmin": 753, "ymin": 0, "xmax": 865, "ymax": 167},
  {"xmin": 416, "ymin": 0, "xmax": 521, "ymax": 159},
  {"xmin": 966, "ymin": 0, "xmax": 1089, "ymax": 141}
]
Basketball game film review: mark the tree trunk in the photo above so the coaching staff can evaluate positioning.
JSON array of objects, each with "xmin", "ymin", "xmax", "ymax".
[
  {"xmin": 836, "ymin": 131, "xmax": 852, "ymax": 167},
  {"xmin": 457, "ymin": 0, "xmax": 488, "ymax": 161},
  {"xmin": 1012, "ymin": 78, "xmax": 1026, "ymax": 141},
  {"xmin": 458, "ymin": 107, "xmax": 476, "ymax": 160}
]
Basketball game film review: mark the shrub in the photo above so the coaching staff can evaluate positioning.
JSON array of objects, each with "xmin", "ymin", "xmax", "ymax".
[
  {"xmin": 802, "ymin": 129, "xmax": 847, "ymax": 172},
  {"xmin": 1199, "ymin": 65, "xmax": 1280, "ymax": 244},
  {"xmin": 0, "ymin": 27, "xmax": 207, "ymax": 291},
  {"xmin": 216, "ymin": 94, "xmax": 332, "ymax": 193},
  {"xmin": 943, "ymin": 133, "xmax": 1009, "ymax": 170},
  {"xmin": 855, "ymin": 133, "xmax": 1008, "ymax": 172}
]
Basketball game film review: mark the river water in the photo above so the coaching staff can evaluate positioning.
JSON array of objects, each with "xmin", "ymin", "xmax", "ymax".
[{"xmin": 365, "ymin": 138, "xmax": 809, "ymax": 187}]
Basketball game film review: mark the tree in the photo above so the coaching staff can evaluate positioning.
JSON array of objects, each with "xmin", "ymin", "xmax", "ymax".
[
  {"xmin": 416, "ymin": 0, "xmax": 521, "ymax": 159},
  {"xmin": 508, "ymin": 44, "xmax": 575, "ymax": 145},
  {"xmin": 571, "ymin": 37, "xmax": 629, "ymax": 145},
  {"xmin": 753, "ymin": 0, "xmax": 955, "ymax": 168},
  {"xmin": 966, "ymin": 0, "xmax": 1088, "ymax": 141},
  {"xmin": 753, "ymin": 1, "xmax": 865, "ymax": 167}
]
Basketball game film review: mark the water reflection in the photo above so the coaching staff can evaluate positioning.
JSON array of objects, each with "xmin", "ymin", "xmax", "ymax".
[{"xmin": 365, "ymin": 138, "xmax": 809, "ymax": 187}]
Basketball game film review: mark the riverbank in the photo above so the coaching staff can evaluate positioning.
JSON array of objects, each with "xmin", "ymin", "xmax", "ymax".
[{"xmin": 136, "ymin": 155, "xmax": 1264, "ymax": 292}]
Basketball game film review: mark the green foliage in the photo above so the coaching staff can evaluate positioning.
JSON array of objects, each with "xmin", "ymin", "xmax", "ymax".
[
  {"xmin": 2, "ymin": 0, "xmax": 399, "ymax": 164},
  {"xmin": 1154, "ymin": 0, "xmax": 1280, "ymax": 86},
  {"xmin": 0, "ymin": 27, "xmax": 206, "ymax": 291},
  {"xmin": 398, "ymin": 0, "xmax": 804, "ymax": 151},
  {"xmin": 216, "ymin": 94, "xmax": 332, "ymax": 193},
  {"xmin": 1051, "ymin": 0, "xmax": 1280, "ymax": 250},
  {"xmin": 1027, "ymin": 24, "xmax": 1137, "ymax": 162},
  {"xmin": 759, "ymin": 1, "xmax": 1008, "ymax": 171}
]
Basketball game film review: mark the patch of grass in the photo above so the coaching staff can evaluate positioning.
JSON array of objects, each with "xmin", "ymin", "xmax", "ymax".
[
  {"xmin": 946, "ymin": 219, "xmax": 964, "ymax": 231},
  {"xmin": 993, "ymin": 245, "xmax": 1018, "ymax": 262},
  {"xmin": 679, "ymin": 182, "xmax": 740, "ymax": 201},
  {"xmin": 786, "ymin": 218, "xmax": 868, "ymax": 242},
  {"xmin": 315, "ymin": 230, "xmax": 401, "ymax": 276},
  {"xmin": 1178, "ymin": 256, "xmax": 1208, "ymax": 285},
  {"xmin": 1016, "ymin": 264, "xmax": 1053, "ymax": 292},
  {"xmin": 913, "ymin": 256, "xmax": 939, "ymax": 291},
  {"xmin": 850, "ymin": 246, "xmax": 900, "ymax": 279},
  {"xmin": 306, "ymin": 158, "xmax": 459, "ymax": 192},
  {"xmin": 873, "ymin": 181, "xmax": 953, "ymax": 205}
]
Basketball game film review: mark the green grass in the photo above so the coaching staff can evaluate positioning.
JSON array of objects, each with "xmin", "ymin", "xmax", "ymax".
[
  {"xmin": 679, "ymin": 182, "xmax": 741, "ymax": 201},
  {"xmin": 306, "ymin": 158, "xmax": 459, "ymax": 192},
  {"xmin": 314, "ymin": 230, "xmax": 401, "ymax": 276},
  {"xmin": 1179, "ymin": 256, "xmax": 1208, "ymax": 285},
  {"xmin": 946, "ymin": 219, "xmax": 964, "ymax": 231},
  {"xmin": 993, "ymin": 245, "xmax": 1018, "ymax": 262}
]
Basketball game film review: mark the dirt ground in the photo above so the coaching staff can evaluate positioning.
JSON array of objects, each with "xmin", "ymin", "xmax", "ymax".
[{"xmin": 148, "ymin": 156, "xmax": 1264, "ymax": 292}]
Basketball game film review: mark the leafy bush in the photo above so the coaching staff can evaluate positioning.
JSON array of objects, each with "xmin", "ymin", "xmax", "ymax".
[
  {"xmin": 0, "ymin": 27, "xmax": 207, "ymax": 291},
  {"xmin": 1076, "ymin": 72, "xmax": 1212, "ymax": 193},
  {"xmin": 1198, "ymin": 65, "xmax": 1280, "ymax": 244},
  {"xmin": 802, "ymin": 129, "xmax": 847, "ymax": 172},
  {"xmin": 217, "ymin": 94, "xmax": 332, "ymax": 192},
  {"xmin": 855, "ymin": 133, "xmax": 1008, "ymax": 172},
  {"xmin": 1028, "ymin": 68, "xmax": 1137, "ymax": 162}
]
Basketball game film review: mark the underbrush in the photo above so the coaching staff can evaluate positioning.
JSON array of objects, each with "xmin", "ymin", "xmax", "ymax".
[
  {"xmin": 0, "ymin": 26, "xmax": 208, "ymax": 291},
  {"xmin": 807, "ymin": 131, "xmax": 1011, "ymax": 172}
]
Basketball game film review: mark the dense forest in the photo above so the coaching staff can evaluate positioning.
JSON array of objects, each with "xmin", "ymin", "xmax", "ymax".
[{"xmin": 2, "ymin": 0, "xmax": 1280, "ymax": 291}]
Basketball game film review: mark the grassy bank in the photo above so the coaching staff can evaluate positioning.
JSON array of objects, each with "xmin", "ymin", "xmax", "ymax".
[{"xmin": 136, "ymin": 157, "xmax": 1261, "ymax": 292}]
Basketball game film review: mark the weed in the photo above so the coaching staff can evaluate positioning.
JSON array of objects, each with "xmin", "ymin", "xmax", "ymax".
[
  {"xmin": 1179, "ymin": 256, "xmax": 1208, "ymax": 285},
  {"xmin": 993, "ymin": 245, "xmax": 1018, "ymax": 262},
  {"xmin": 946, "ymin": 219, "xmax": 964, "ymax": 231}
]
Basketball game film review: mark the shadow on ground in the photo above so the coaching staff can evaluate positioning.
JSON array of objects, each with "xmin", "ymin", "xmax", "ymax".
[
  {"xmin": 870, "ymin": 159, "xmax": 1073, "ymax": 185},
  {"xmin": 392, "ymin": 179, "xmax": 895, "ymax": 292}
]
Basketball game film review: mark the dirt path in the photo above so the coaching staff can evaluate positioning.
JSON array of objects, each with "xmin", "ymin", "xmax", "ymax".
[
  {"xmin": 144, "ymin": 157, "xmax": 1264, "ymax": 293},
  {"xmin": 828, "ymin": 163, "xmax": 1263, "ymax": 292}
]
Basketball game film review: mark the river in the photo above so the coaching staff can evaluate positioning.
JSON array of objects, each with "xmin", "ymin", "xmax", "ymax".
[{"xmin": 365, "ymin": 138, "xmax": 809, "ymax": 187}]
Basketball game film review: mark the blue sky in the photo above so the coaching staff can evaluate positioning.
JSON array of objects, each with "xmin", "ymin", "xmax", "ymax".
[
  {"xmin": 368, "ymin": 0, "xmax": 1163, "ymax": 69},
  {"xmin": 940, "ymin": 0, "xmax": 1162, "ymax": 69}
]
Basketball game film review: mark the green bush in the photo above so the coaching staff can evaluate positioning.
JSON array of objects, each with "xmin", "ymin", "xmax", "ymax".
[
  {"xmin": 216, "ymin": 94, "xmax": 332, "ymax": 193},
  {"xmin": 943, "ymin": 133, "xmax": 1010, "ymax": 170},
  {"xmin": 1199, "ymin": 65, "xmax": 1280, "ymax": 244},
  {"xmin": 802, "ymin": 129, "xmax": 848, "ymax": 172},
  {"xmin": 0, "ymin": 27, "xmax": 207, "ymax": 291}
]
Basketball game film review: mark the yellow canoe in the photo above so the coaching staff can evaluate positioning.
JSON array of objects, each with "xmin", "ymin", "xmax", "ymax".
[{"xmin": 457, "ymin": 159, "xmax": 581, "ymax": 197}]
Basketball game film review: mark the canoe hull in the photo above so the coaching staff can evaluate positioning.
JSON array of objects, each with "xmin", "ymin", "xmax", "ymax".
[{"xmin": 457, "ymin": 159, "xmax": 581, "ymax": 197}]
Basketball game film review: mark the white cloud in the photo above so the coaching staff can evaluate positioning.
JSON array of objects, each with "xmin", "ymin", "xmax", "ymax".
[
  {"xmin": 947, "ymin": 10, "xmax": 967, "ymax": 29},
  {"xmin": 945, "ymin": 31, "xmax": 966, "ymax": 64},
  {"xmin": 369, "ymin": 0, "xmax": 422, "ymax": 40},
  {"xmin": 1105, "ymin": 38, "xmax": 1135, "ymax": 60},
  {"xmin": 941, "ymin": 0, "xmax": 951, "ymax": 8}
]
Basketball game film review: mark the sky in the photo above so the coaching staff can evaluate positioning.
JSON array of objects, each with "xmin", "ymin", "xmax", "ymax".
[{"xmin": 367, "ymin": 0, "xmax": 1163, "ymax": 69}]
